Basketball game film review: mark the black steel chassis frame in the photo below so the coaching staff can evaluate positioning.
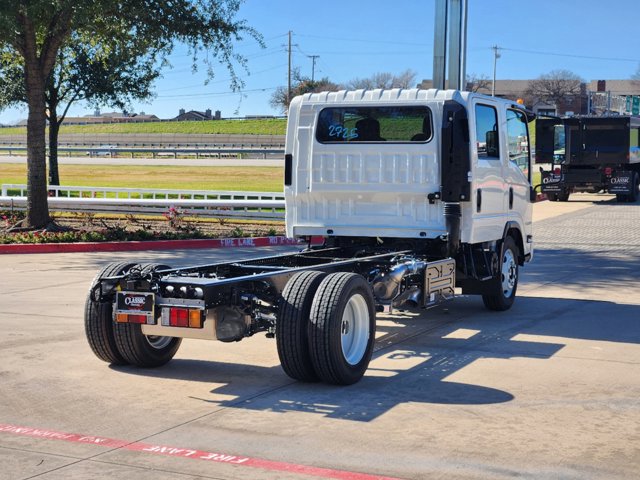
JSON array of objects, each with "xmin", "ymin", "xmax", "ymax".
[{"xmin": 100, "ymin": 247, "xmax": 412, "ymax": 311}]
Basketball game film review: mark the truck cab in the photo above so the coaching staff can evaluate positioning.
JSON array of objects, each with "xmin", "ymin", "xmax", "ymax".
[{"xmin": 284, "ymin": 88, "xmax": 534, "ymax": 264}]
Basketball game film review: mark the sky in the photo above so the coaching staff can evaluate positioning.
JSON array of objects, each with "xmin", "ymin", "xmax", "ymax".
[{"xmin": 1, "ymin": 0, "xmax": 640, "ymax": 125}]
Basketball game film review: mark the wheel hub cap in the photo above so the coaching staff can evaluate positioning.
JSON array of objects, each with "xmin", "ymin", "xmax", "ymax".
[
  {"xmin": 501, "ymin": 250, "xmax": 517, "ymax": 297},
  {"xmin": 340, "ymin": 294, "xmax": 369, "ymax": 366}
]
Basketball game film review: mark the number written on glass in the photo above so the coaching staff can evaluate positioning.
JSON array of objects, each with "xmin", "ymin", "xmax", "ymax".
[{"xmin": 328, "ymin": 125, "xmax": 358, "ymax": 140}]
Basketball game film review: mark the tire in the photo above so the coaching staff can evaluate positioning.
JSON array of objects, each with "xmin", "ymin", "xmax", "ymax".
[
  {"xmin": 557, "ymin": 191, "xmax": 570, "ymax": 202},
  {"xmin": 113, "ymin": 263, "xmax": 182, "ymax": 368},
  {"xmin": 547, "ymin": 192, "xmax": 558, "ymax": 202},
  {"xmin": 616, "ymin": 193, "xmax": 627, "ymax": 203},
  {"xmin": 482, "ymin": 236, "xmax": 519, "ymax": 312},
  {"xmin": 309, "ymin": 272, "xmax": 376, "ymax": 385},
  {"xmin": 84, "ymin": 262, "xmax": 136, "ymax": 365},
  {"xmin": 277, "ymin": 271, "xmax": 326, "ymax": 382}
]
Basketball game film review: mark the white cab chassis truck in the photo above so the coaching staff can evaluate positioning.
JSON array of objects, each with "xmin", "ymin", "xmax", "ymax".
[{"xmin": 84, "ymin": 89, "xmax": 535, "ymax": 385}]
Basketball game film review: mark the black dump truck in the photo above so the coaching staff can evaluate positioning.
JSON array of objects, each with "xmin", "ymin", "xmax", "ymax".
[{"xmin": 536, "ymin": 115, "xmax": 640, "ymax": 202}]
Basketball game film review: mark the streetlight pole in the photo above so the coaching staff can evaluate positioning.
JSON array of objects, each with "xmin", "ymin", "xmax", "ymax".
[{"xmin": 492, "ymin": 45, "xmax": 501, "ymax": 96}]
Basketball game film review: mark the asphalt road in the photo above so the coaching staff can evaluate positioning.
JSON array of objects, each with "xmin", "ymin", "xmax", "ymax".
[
  {"xmin": 1, "ymin": 195, "xmax": 639, "ymax": 480},
  {"xmin": 0, "ymin": 155, "xmax": 284, "ymax": 167}
]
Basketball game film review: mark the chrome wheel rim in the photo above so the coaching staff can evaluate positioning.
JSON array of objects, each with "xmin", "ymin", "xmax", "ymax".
[
  {"xmin": 145, "ymin": 335, "xmax": 172, "ymax": 350},
  {"xmin": 501, "ymin": 249, "xmax": 517, "ymax": 298},
  {"xmin": 340, "ymin": 294, "xmax": 369, "ymax": 365}
]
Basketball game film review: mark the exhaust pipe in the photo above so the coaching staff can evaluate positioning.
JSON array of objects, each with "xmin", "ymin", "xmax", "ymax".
[
  {"xmin": 372, "ymin": 260, "xmax": 426, "ymax": 301},
  {"xmin": 444, "ymin": 202, "xmax": 461, "ymax": 257},
  {"xmin": 392, "ymin": 286, "xmax": 422, "ymax": 309}
]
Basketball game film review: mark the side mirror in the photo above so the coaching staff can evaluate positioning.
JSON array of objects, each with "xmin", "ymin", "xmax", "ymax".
[{"xmin": 530, "ymin": 186, "xmax": 538, "ymax": 203}]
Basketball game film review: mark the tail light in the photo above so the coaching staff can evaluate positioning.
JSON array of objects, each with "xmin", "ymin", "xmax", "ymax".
[
  {"xmin": 554, "ymin": 167, "xmax": 561, "ymax": 175},
  {"xmin": 161, "ymin": 307, "xmax": 204, "ymax": 328},
  {"xmin": 116, "ymin": 313, "xmax": 151, "ymax": 324},
  {"xmin": 604, "ymin": 167, "xmax": 613, "ymax": 176}
]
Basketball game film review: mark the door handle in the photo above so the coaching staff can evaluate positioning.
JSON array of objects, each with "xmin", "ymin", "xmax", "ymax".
[
  {"xmin": 509, "ymin": 187, "xmax": 514, "ymax": 210},
  {"xmin": 476, "ymin": 189, "xmax": 482, "ymax": 213}
]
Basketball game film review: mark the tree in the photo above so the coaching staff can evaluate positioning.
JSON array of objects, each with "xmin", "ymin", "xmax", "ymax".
[
  {"xmin": 1, "ymin": 39, "xmax": 162, "ymax": 186},
  {"xmin": 345, "ymin": 69, "xmax": 418, "ymax": 90},
  {"xmin": 465, "ymin": 73, "xmax": 491, "ymax": 93},
  {"xmin": 525, "ymin": 69, "xmax": 583, "ymax": 107},
  {"xmin": 270, "ymin": 68, "xmax": 339, "ymax": 113},
  {"xmin": 0, "ymin": 1, "xmax": 259, "ymax": 228}
]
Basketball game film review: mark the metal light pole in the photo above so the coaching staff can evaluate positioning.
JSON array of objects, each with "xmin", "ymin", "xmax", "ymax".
[{"xmin": 433, "ymin": 0, "xmax": 467, "ymax": 91}]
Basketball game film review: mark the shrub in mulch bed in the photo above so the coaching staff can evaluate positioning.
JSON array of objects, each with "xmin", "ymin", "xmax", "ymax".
[{"xmin": 0, "ymin": 228, "xmax": 214, "ymax": 245}]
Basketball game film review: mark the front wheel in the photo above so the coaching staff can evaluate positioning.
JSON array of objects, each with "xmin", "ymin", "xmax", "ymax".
[
  {"xmin": 309, "ymin": 273, "xmax": 376, "ymax": 385},
  {"xmin": 113, "ymin": 264, "xmax": 181, "ymax": 367},
  {"xmin": 482, "ymin": 236, "xmax": 519, "ymax": 311}
]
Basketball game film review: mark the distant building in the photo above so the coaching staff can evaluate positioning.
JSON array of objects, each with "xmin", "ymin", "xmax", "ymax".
[
  {"xmin": 588, "ymin": 79, "xmax": 640, "ymax": 96},
  {"xmin": 419, "ymin": 78, "xmax": 588, "ymax": 116},
  {"xmin": 61, "ymin": 110, "xmax": 159, "ymax": 125},
  {"xmin": 173, "ymin": 108, "xmax": 221, "ymax": 121}
]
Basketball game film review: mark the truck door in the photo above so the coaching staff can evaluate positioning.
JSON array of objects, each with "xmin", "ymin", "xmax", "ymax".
[
  {"xmin": 469, "ymin": 100, "xmax": 508, "ymax": 241},
  {"xmin": 505, "ymin": 108, "xmax": 533, "ymax": 230}
]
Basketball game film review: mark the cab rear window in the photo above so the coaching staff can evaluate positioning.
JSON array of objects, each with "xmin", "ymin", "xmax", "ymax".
[{"xmin": 315, "ymin": 106, "xmax": 432, "ymax": 143}]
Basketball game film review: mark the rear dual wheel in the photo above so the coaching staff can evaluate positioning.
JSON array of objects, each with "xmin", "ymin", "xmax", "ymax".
[
  {"xmin": 84, "ymin": 262, "xmax": 136, "ymax": 365},
  {"xmin": 278, "ymin": 272, "xmax": 376, "ymax": 386},
  {"xmin": 84, "ymin": 262, "xmax": 180, "ymax": 367},
  {"xmin": 277, "ymin": 271, "xmax": 326, "ymax": 382},
  {"xmin": 113, "ymin": 264, "xmax": 181, "ymax": 367}
]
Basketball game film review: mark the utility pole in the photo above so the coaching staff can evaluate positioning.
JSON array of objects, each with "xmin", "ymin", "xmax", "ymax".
[
  {"xmin": 287, "ymin": 30, "xmax": 292, "ymax": 111},
  {"xmin": 492, "ymin": 45, "xmax": 501, "ymax": 96},
  {"xmin": 308, "ymin": 55, "xmax": 320, "ymax": 82}
]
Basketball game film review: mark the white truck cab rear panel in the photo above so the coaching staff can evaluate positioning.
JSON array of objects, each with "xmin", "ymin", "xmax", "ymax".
[{"xmin": 285, "ymin": 88, "xmax": 533, "ymax": 258}]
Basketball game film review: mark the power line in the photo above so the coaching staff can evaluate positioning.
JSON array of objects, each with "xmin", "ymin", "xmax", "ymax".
[
  {"xmin": 295, "ymin": 32, "xmax": 430, "ymax": 47},
  {"xmin": 300, "ymin": 50, "xmax": 431, "ymax": 56},
  {"xmin": 156, "ymin": 86, "xmax": 278, "ymax": 99},
  {"xmin": 160, "ymin": 64, "xmax": 288, "ymax": 92},
  {"xmin": 500, "ymin": 47, "xmax": 639, "ymax": 63}
]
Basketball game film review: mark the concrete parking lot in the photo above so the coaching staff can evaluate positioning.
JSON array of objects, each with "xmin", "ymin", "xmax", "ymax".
[{"xmin": 1, "ymin": 194, "xmax": 639, "ymax": 480}]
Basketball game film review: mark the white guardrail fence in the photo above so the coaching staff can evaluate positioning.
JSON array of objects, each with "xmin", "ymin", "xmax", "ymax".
[{"xmin": 0, "ymin": 185, "xmax": 285, "ymax": 221}]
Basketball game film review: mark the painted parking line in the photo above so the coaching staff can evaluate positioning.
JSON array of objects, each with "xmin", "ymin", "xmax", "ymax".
[{"xmin": 0, "ymin": 424, "xmax": 401, "ymax": 480}]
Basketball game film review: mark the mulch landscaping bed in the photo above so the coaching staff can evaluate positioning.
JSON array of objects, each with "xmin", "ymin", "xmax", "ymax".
[{"xmin": 1, "ymin": 210, "xmax": 285, "ymax": 244}]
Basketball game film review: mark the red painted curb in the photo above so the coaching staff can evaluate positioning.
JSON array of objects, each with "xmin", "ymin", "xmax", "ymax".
[{"xmin": 0, "ymin": 236, "xmax": 318, "ymax": 255}]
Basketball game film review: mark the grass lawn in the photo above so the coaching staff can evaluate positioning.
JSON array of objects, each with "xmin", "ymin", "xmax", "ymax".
[
  {"xmin": 2, "ymin": 162, "xmax": 543, "ymax": 193},
  {"xmin": 0, "ymin": 118, "xmax": 287, "ymax": 136},
  {"xmin": 0, "ymin": 164, "xmax": 285, "ymax": 192}
]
